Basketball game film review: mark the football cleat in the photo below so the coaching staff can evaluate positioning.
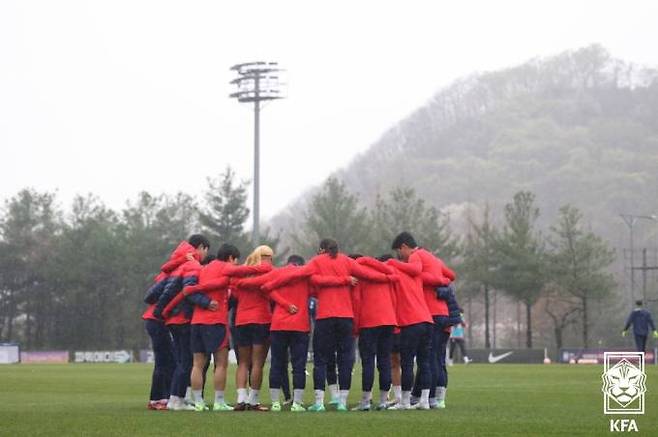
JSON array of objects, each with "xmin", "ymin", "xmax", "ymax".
[
  {"xmin": 351, "ymin": 403, "xmax": 371, "ymax": 412},
  {"xmin": 212, "ymin": 402, "xmax": 234, "ymax": 412},
  {"xmin": 307, "ymin": 403, "xmax": 326, "ymax": 412}
]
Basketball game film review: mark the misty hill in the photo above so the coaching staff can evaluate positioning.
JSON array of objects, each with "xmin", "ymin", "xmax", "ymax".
[{"xmin": 271, "ymin": 45, "xmax": 658, "ymax": 249}]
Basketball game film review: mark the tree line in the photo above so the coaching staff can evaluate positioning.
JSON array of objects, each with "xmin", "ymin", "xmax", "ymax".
[{"xmin": 0, "ymin": 169, "xmax": 616, "ymax": 353}]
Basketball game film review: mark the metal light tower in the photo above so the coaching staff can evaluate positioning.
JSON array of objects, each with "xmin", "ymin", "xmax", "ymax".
[
  {"xmin": 230, "ymin": 62, "xmax": 285, "ymax": 244},
  {"xmin": 620, "ymin": 213, "xmax": 657, "ymax": 305}
]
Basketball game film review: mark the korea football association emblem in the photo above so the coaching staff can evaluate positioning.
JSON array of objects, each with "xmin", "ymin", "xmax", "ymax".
[{"xmin": 601, "ymin": 352, "xmax": 646, "ymax": 415}]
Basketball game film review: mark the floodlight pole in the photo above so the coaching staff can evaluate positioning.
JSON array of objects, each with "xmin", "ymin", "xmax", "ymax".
[
  {"xmin": 230, "ymin": 62, "xmax": 284, "ymax": 244},
  {"xmin": 253, "ymin": 82, "xmax": 260, "ymax": 244}
]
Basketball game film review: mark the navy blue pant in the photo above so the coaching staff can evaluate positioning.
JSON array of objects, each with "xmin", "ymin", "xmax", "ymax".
[
  {"xmin": 358, "ymin": 325, "xmax": 394, "ymax": 392},
  {"xmin": 327, "ymin": 352, "xmax": 338, "ymax": 385},
  {"xmin": 413, "ymin": 320, "xmax": 450, "ymax": 397},
  {"xmin": 168, "ymin": 324, "xmax": 192, "ymax": 398},
  {"xmin": 313, "ymin": 318, "xmax": 355, "ymax": 391},
  {"xmin": 281, "ymin": 349, "xmax": 291, "ymax": 400},
  {"xmin": 400, "ymin": 322, "xmax": 431, "ymax": 392},
  {"xmin": 145, "ymin": 320, "xmax": 175, "ymax": 401},
  {"xmin": 270, "ymin": 331, "xmax": 310, "ymax": 390},
  {"xmin": 635, "ymin": 334, "xmax": 648, "ymax": 352},
  {"xmin": 435, "ymin": 329, "xmax": 450, "ymax": 390}
]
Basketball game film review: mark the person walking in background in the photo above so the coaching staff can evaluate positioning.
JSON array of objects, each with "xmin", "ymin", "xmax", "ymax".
[
  {"xmin": 623, "ymin": 300, "xmax": 658, "ymax": 352},
  {"xmin": 448, "ymin": 309, "xmax": 471, "ymax": 365}
]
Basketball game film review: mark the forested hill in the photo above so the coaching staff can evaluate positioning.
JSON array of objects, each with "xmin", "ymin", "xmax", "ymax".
[{"xmin": 271, "ymin": 45, "xmax": 658, "ymax": 246}]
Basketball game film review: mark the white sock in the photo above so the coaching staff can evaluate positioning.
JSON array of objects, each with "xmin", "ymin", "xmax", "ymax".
[
  {"xmin": 380, "ymin": 391, "xmax": 389, "ymax": 405},
  {"xmin": 339, "ymin": 389, "xmax": 349, "ymax": 405},
  {"xmin": 237, "ymin": 388, "xmax": 248, "ymax": 404},
  {"xmin": 248, "ymin": 389, "xmax": 260, "ymax": 405},
  {"xmin": 214, "ymin": 390, "xmax": 225, "ymax": 405},
  {"xmin": 270, "ymin": 388, "xmax": 281, "ymax": 403},
  {"xmin": 185, "ymin": 387, "xmax": 192, "ymax": 402},
  {"xmin": 420, "ymin": 389, "xmax": 430, "ymax": 405},
  {"xmin": 393, "ymin": 385, "xmax": 402, "ymax": 402},
  {"xmin": 429, "ymin": 397, "xmax": 437, "ymax": 405},
  {"xmin": 192, "ymin": 389, "xmax": 203, "ymax": 403},
  {"xmin": 328, "ymin": 384, "xmax": 339, "ymax": 400},
  {"xmin": 293, "ymin": 389, "xmax": 304, "ymax": 404},
  {"xmin": 401, "ymin": 391, "xmax": 411, "ymax": 407},
  {"xmin": 362, "ymin": 391, "xmax": 372, "ymax": 404},
  {"xmin": 437, "ymin": 386, "xmax": 446, "ymax": 401},
  {"xmin": 314, "ymin": 389, "xmax": 325, "ymax": 405}
]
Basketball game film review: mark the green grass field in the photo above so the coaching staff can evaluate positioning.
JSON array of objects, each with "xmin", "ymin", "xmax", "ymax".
[{"xmin": 0, "ymin": 363, "xmax": 656, "ymax": 436}]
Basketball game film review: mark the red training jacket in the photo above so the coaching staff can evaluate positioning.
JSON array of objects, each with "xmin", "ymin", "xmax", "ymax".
[
  {"xmin": 351, "ymin": 257, "xmax": 398, "ymax": 330},
  {"xmin": 387, "ymin": 259, "xmax": 432, "ymax": 327},
  {"xmin": 142, "ymin": 241, "xmax": 197, "ymax": 321}
]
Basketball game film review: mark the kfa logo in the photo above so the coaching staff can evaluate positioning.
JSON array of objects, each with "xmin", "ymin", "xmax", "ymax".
[
  {"xmin": 602, "ymin": 352, "xmax": 645, "ymax": 433},
  {"xmin": 601, "ymin": 352, "xmax": 646, "ymax": 414}
]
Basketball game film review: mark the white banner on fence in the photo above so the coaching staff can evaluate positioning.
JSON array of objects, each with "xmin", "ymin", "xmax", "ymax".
[
  {"xmin": 74, "ymin": 350, "xmax": 133, "ymax": 363},
  {"xmin": 0, "ymin": 344, "xmax": 20, "ymax": 364}
]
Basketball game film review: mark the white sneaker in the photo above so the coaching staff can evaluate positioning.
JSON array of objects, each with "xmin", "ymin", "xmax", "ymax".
[
  {"xmin": 464, "ymin": 357, "xmax": 472, "ymax": 364},
  {"xmin": 170, "ymin": 400, "xmax": 195, "ymax": 411},
  {"xmin": 387, "ymin": 403, "xmax": 411, "ymax": 410},
  {"xmin": 411, "ymin": 402, "xmax": 430, "ymax": 410}
]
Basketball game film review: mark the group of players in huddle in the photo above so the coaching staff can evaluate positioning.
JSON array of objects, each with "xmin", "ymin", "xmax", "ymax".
[{"xmin": 142, "ymin": 231, "xmax": 461, "ymax": 412}]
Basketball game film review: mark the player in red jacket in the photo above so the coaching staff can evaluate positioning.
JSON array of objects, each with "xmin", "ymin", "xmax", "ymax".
[
  {"xmin": 387, "ymin": 232, "xmax": 434, "ymax": 410},
  {"xmin": 397, "ymin": 231, "xmax": 456, "ymax": 409},
  {"xmin": 349, "ymin": 255, "xmax": 399, "ymax": 411},
  {"xmin": 257, "ymin": 255, "xmax": 313, "ymax": 412},
  {"xmin": 153, "ymin": 234, "xmax": 210, "ymax": 411},
  {"xmin": 231, "ymin": 245, "xmax": 276, "ymax": 412},
  {"xmin": 142, "ymin": 241, "xmax": 196, "ymax": 410}
]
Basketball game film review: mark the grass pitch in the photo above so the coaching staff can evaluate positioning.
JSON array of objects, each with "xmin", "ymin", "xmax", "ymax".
[{"xmin": 1, "ymin": 362, "xmax": 656, "ymax": 436}]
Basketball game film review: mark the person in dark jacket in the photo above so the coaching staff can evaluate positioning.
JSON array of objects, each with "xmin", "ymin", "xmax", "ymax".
[{"xmin": 623, "ymin": 300, "xmax": 658, "ymax": 352}]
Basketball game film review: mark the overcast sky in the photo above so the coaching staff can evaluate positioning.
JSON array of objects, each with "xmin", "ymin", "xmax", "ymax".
[{"xmin": 2, "ymin": 0, "xmax": 658, "ymax": 222}]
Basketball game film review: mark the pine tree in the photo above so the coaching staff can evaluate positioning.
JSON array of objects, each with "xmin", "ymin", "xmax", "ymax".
[
  {"xmin": 547, "ymin": 205, "xmax": 616, "ymax": 348},
  {"xmin": 494, "ymin": 191, "xmax": 547, "ymax": 348}
]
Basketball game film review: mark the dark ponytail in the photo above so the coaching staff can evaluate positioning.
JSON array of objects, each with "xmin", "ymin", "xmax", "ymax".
[{"xmin": 319, "ymin": 238, "xmax": 339, "ymax": 259}]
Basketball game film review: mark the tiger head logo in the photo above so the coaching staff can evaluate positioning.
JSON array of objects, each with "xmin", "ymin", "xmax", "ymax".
[{"xmin": 601, "ymin": 358, "xmax": 647, "ymax": 407}]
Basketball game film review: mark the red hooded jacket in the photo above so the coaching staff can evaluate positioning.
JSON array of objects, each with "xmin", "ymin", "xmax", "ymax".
[{"xmin": 351, "ymin": 257, "xmax": 398, "ymax": 330}]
